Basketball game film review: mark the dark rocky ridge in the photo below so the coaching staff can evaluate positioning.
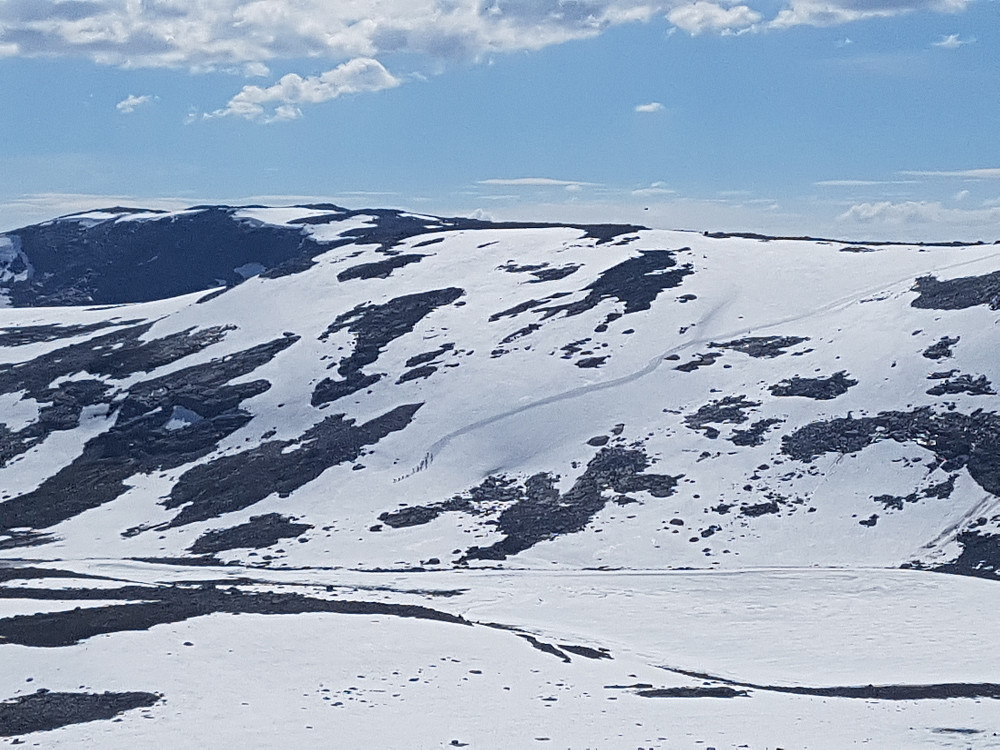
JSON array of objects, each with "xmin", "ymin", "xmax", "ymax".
[
  {"xmin": 655, "ymin": 664, "xmax": 1000, "ymax": 701},
  {"xmin": 312, "ymin": 289, "xmax": 464, "ymax": 406},
  {"xmin": 0, "ymin": 335, "xmax": 297, "ymax": 536},
  {"xmin": 0, "ymin": 319, "xmax": 143, "ymax": 348},
  {"xmin": 163, "ymin": 403, "xmax": 422, "ymax": 527},
  {"xmin": 0, "ymin": 579, "xmax": 468, "ymax": 648},
  {"xmin": 538, "ymin": 250, "xmax": 694, "ymax": 318},
  {"xmin": 2, "ymin": 207, "xmax": 325, "ymax": 306},
  {"xmin": 0, "ymin": 322, "xmax": 242, "ymax": 477},
  {"xmin": 289, "ymin": 206, "xmax": 643, "ymax": 252}
]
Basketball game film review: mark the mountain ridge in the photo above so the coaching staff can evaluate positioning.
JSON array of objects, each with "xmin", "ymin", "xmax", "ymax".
[{"xmin": 3, "ymin": 204, "xmax": 1000, "ymax": 747}]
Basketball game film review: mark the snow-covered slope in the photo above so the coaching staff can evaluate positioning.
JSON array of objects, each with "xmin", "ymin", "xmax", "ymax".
[{"xmin": 2, "ymin": 205, "xmax": 1000, "ymax": 747}]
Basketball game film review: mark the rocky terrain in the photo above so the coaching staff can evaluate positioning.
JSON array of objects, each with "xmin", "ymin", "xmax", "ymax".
[{"xmin": 2, "ymin": 205, "xmax": 1000, "ymax": 747}]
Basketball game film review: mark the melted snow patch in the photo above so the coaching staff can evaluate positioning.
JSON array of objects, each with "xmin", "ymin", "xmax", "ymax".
[
  {"xmin": 0, "ymin": 390, "xmax": 42, "ymax": 431},
  {"xmin": 163, "ymin": 405, "xmax": 205, "ymax": 431}
]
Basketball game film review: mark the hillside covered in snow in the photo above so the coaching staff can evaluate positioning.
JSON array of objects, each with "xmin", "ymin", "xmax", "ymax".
[{"xmin": 2, "ymin": 205, "xmax": 1000, "ymax": 748}]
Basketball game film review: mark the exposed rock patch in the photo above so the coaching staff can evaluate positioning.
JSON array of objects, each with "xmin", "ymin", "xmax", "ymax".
[
  {"xmin": 934, "ymin": 531, "xmax": 1000, "ymax": 579},
  {"xmin": 336, "ymin": 254, "xmax": 425, "ymax": 282},
  {"xmin": 498, "ymin": 261, "xmax": 581, "ymax": 283},
  {"xmin": 729, "ymin": 418, "xmax": 784, "ymax": 447},
  {"xmin": 926, "ymin": 374, "xmax": 995, "ymax": 396},
  {"xmin": 911, "ymin": 271, "xmax": 1000, "ymax": 310},
  {"xmin": 379, "ymin": 447, "xmax": 679, "ymax": 561},
  {"xmin": 710, "ymin": 336, "xmax": 808, "ymax": 358},
  {"xmin": 463, "ymin": 448, "xmax": 680, "ymax": 561},
  {"xmin": 674, "ymin": 353, "xmax": 723, "ymax": 372},
  {"xmin": 0, "ymin": 690, "xmax": 161, "ymax": 737},
  {"xmin": 923, "ymin": 336, "xmax": 959, "ymax": 360},
  {"xmin": 782, "ymin": 407, "xmax": 1000, "ymax": 497},
  {"xmin": 685, "ymin": 396, "xmax": 760, "ymax": 438},
  {"xmin": 188, "ymin": 513, "xmax": 313, "ymax": 555},
  {"xmin": 769, "ymin": 371, "xmax": 857, "ymax": 401}
]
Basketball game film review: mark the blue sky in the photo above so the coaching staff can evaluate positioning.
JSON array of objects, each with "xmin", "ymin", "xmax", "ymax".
[{"xmin": 1, "ymin": 0, "xmax": 998, "ymax": 240}]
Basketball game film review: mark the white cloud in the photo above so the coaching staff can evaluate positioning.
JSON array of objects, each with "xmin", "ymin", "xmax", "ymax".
[
  {"xmin": 770, "ymin": 0, "xmax": 968, "ymax": 29},
  {"xmin": 668, "ymin": 2, "xmax": 762, "ymax": 34},
  {"xmin": 955, "ymin": 189, "xmax": 970, "ymax": 202},
  {"xmin": 116, "ymin": 93, "xmax": 154, "ymax": 113},
  {"xmin": 838, "ymin": 200, "xmax": 1000, "ymax": 227},
  {"xmin": 635, "ymin": 101, "xmax": 664, "ymax": 113},
  {"xmin": 1, "ymin": 1, "xmax": 967, "ymax": 73},
  {"xmin": 208, "ymin": 58, "xmax": 400, "ymax": 122},
  {"xmin": 932, "ymin": 33, "xmax": 974, "ymax": 49},
  {"xmin": 0, "ymin": 1, "xmax": 975, "ymax": 119},
  {"xmin": 901, "ymin": 168, "xmax": 1000, "ymax": 179},
  {"xmin": 0, "ymin": 2, "xmax": 671, "ymax": 70}
]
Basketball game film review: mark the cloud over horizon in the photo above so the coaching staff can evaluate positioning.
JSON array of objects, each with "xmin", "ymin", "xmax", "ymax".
[{"xmin": 838, "ymin": 199, "xmax": 1000, "ymax": 228}]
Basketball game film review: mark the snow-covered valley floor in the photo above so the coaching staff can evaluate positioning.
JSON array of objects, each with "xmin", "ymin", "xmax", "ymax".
[{"xmin": 3, "ymin": 561, "xmax": 1000, "ymax": 748}]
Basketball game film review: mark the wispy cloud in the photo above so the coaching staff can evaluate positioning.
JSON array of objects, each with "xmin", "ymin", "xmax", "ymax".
[
  {"xmin": 932, "ymin": 33, "xmax": 975, "ymax": 49},
  {"xmin": 479, "ymin": 178, "xmax": 599, "ymax": 190},
  {"xmin": 815, "ymin": 179, "xmax": 918, "ymax": 187},
  {"xmin": 632, "ymin": 182, "xmax": 675, "ymax": 196},
  {"xmin": 770, "ymin": 0, "xmax": 969, "ymax": 29},
  {"xmin": 116, "ymin": 94, "xmax": 155, "ymax": 114},
  {"xmin": 635, "ymin": 102, "xmax": 664, "ymax": 113},
  {"xmin": 901, "ymin": 168, "xmax": 1000, "ymax": 179}
]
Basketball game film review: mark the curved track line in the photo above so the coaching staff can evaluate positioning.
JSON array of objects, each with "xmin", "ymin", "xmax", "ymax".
[{"xmin": 408, "ymin": 247, "xmax": 1000, "ymax": 475}]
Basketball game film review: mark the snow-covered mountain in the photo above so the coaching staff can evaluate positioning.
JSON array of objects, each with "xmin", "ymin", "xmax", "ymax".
[{"xmin": 2, "ymin": 204, "xmax": 1000, "ymax": 748}]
